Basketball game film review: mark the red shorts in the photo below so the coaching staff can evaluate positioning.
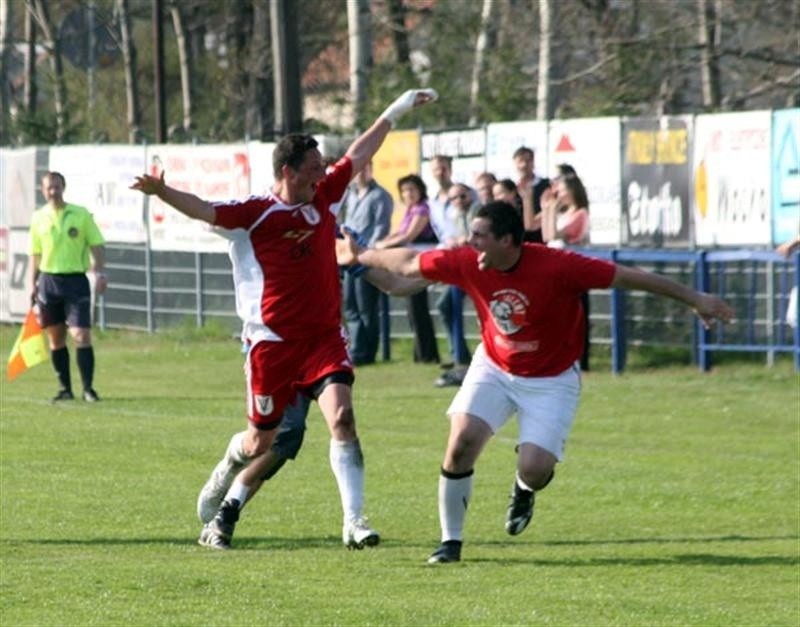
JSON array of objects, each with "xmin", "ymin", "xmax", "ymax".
[{"xmin": 245, "ymin": 327, "xmax": 353, "ymax": 429}]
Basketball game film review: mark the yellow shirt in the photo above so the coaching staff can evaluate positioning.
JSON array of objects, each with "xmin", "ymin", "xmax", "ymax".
[{"xmin": 29, "ymin": 203, "xmax": 105, "ymax": 274}]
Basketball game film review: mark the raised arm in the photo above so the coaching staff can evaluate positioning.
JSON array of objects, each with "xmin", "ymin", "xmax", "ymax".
[
  {"xmin": 337, "ymin": 230, "xmax": 424, "ymax": 279},
  {"xmin": 346, "ymin": 89, "xmax": 438, "ymax": 175},
  {"xmin": 130, "ymin": 170, "xmax": 216, "ymax": 224},
  {"xmin": 611, "ymin": 264, "xmax": 735, "ymax": 329}
]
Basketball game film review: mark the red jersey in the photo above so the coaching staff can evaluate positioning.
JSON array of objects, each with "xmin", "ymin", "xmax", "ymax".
[
  {"xmin": 213, "ymin": 156, "xmax": 353, "ymax": 342},
  {"xmin": 419, "ymin": 244, "xmax": 616, "ymax": 376}
]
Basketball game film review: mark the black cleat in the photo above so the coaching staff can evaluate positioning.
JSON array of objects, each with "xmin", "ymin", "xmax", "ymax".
[
  {"xmin": 505, "ymin": 481, "xmax": 535, "ymax": 536},
  {"xmin": 52, "ymin": 389, "xmax": 75, "ymax": 403},
  {"xmin": 427, "ymin": 540, "xmax": 462, "ymax": 564},
  {"xmin": 198, "ymin": 499, "xmax": 240, "ymax": 550},
  {"xmin": 83, "ymin": 388, "xmax": 100, "ymax": 402}
]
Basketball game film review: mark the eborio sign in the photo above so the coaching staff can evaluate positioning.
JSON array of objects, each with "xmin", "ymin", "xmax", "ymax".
[{"xmin": 622, "ymin": 116, "xmax": 692, "ymax": 247}]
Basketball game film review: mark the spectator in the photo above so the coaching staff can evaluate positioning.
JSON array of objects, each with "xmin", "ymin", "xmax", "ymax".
[
  {"xmin": 474, "ymin": 172, "xmax": 497, "ymax": 206},
  {"xmin": 513, "ymin": 146, "xmax": 549, "ymax": 243},
  {"xmin": 376, "ymin": 174, "xmax": 440, "ymax": 363},
  {"xmin": 777, "ymin": 235, "xmax": 800, "ymax": 329},
  {"xmin": 492, "ymin": 178, "xmax": 523, "ymax": 217},
  {"xmin": 342, "ymin": 161, "xmax": 394, "ymax": 365}
]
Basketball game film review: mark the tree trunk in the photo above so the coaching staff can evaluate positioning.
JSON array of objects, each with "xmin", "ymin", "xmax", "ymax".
[
  {"xmin": 0, "ymin": 0, "xmax": 12, "ymax": 142},
  {"xmin": 117, "ymin": 0, "xmax": 141, "ymax": 143},
  {"xmin": 387, "ymin": 0, "xmax": 409, "ymax": 65},
  {"xmin": 24, "ymin": 1, "xmax": 36, "ymax": 115},
  {"xmin": 170, "ymin": 3, "xmax": 193, "ymax": 132},
  {"xmin": 468, "ymin": 0, "xmax": 495, "ymax": 126},
  {"xmin": 245, "ymin": 0, "xmax": 271, "ymax": 140},
  {"xmin": 697, "ymin": 0, "xmax": 721, "ymax": 109},
  {"xmin": 30, "ymin": 0, "xmax": 67, "ymax": 141},
  {"xmin": 536, "ymin": 0, "xmax": 552, "ymax": 120},
  {"xmin": 348, "ymin": 0, "xmax": 371, "ymax": 125}
]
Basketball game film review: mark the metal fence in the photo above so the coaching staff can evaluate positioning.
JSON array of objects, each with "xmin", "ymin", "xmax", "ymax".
[{"xmin": 98, "ymin": 244, "xmax": 799, "ymax": 371}]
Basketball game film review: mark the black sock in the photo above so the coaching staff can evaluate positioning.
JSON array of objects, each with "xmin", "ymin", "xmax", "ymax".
[
  {"xmin": 76, "ymin": 346, "xmax": 95, "ymax": 391},
  {"xmin": 51, "ymin": 346, "xmax": 71, "ymax": 392}
]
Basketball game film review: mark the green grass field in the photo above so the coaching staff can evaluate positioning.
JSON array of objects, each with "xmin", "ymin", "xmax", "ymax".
[{"xmin": 1, "ymin": 326, "xmax": 798, "ymax": 626}]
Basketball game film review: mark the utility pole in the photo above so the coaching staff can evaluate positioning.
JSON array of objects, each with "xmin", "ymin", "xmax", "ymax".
[
  {"xmin": 153, "ymin": 0, "xmax": 166, "ymax": 142},
  {"xmin": 271, "ymin": 0, "xmax": 302, "ymax": 135}
]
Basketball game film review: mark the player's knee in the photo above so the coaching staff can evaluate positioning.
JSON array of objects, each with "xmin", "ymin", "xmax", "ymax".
[
  {"xmin": 519, "ymin": 462, "xmax": 555, "ymax": 492},
  {"xmin": 243, "ymin": 428, "xmax": 277, "ymax": 457},
  {"xmin": 328, "ymin": 407, "xmax": 357, "ymax": 440}
]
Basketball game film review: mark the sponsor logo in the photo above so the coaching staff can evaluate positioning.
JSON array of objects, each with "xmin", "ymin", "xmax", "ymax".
[
  {"xmin": 489, "ymin": 289, "xmax": 529, "ymax": 335},
  {"xmin": 68, "ymin": 227, "xmax": 79, "ymax": 238},
  {"xmin": 254, "ymin": 394, "xmax": 274, "ymax": 416}
]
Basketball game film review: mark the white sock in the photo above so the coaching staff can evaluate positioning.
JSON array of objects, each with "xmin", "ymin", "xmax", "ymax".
[
  {"xmin": 516, "ymin": 473, "xmax": 534, "ymax": 493},
  {"xmin": 329, "ymin": 439, "xmax": 364, "ymax": 523},
  {"xmin": 226, "ymin": 431, "xmax": 250, "ymax": 465},
  {"xmin": 223, "ymin": 479, "xmax": 250, "ymax": 508},
  {"xmin": 438, "ymin": 471, "xmax": 473, "ymax": 542}
]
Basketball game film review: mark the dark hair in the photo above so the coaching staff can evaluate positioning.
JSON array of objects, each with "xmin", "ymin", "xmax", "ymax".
[
  {"xmin": 559, "ymin": 173, "xmax": 589, "ymax": 210},
  {"xmin": 273, "ymin": 134, "xmax": 319, "ymax": 179},
  {"xmin": 431, "ymin": 155, "xmax": 452, "ymax": 167},
  {"xmin": 44, "ymin": 171, "xmax": 66, "ymax": 186},
  {"xmin": 397, "ymin": 174, "xmax": 428, "ymax": 201},
  {"xmin": 475, "ymin": 171, "xmax": 497, "ymax": 185},
  {"xmin": 512, "ymin": 146, "xmax": 534, "ymax": 160},
  {"xmin": 495, "ymin": 178, "xmax": 517, "ymax": 194},
  {"xmin": 556, "ymin": 163, "xmax": 576, "ymax": 178},
  {"xmin": 476, "ymin": 201, "xmax": 524, "ymax": 246}
]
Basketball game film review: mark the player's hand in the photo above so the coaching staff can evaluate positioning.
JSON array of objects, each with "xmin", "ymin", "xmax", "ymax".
[
  {"xmin": 380, "ymin": 88, "xmax": 438, "ymax": 126},
  {"xmin": 130, "ymin": 170, "xmax": 166, "ymax": 196},
  {"xmin": 94, "ymin": 273, "xmax": 108, "ymax": 295},
  {"xmin": 335, "ymin": 230, "xmax": 361, "ymax": 266},
  {"xmin": 693, "ymin": 293, "xmax": 735, "ymax": 329}
]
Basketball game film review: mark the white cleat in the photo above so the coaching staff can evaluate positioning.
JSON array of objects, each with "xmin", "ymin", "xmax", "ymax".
[
  {"xmin": 342, "ymin": 517, "xmax": 380, "ymax": 550},
  {"xmin": 196, "ymin": 456, "xmax": 245, "ymax": 523}
]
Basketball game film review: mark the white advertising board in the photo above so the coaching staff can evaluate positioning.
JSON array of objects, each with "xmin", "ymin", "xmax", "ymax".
[
  {"xmin": 485, "ymin": 121, "xmax": 548, "ymax": 181},
  {"xmin": 692, "ymin": 111, "xmax": 772, "ymax": 246},
  {"xmin": 0, "ymin": 147, "xmax": 39, "ymax": 228},
  {"xmin": 548, "ymin": 117, "xmax": 622, "ymax": 246},
  {"xmin": 145, "ymin": 144, "xmax": 251, "ymax": 252},
  {"xmin": 49, "ymin": 145, "xmax": 148, "ymax": 243}
]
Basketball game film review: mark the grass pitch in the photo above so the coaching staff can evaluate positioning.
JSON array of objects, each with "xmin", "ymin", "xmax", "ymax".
[{"xmin": 1, "ymin": 327, "xmax": 798, "ymax": 626}]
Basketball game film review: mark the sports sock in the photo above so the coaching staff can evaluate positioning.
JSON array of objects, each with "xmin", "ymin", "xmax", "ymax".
[
  {"xmin": 516, "ymin": 473, "xmax": 535, "ymax": 493},
  {"xmin": 76, "ymin": 346, "xmax": 95, "ymax": 390},
  {"xmin": 226, "ymin": 431, "xmax": 251, "ymax": 465},
  {"xmin": 223, "ymin": 480, "xmax": 250, "ymax": 510},
  {"xmin": 329, "ymin": 438, "xmax": 364, "ymax": 522},
  {"xmin": 51, "ymin": 346, "xmax": 71, "ymax": 392},
  {"xmin": 438, "ymin": 468, "xmax": 474, "ymax": 542}
]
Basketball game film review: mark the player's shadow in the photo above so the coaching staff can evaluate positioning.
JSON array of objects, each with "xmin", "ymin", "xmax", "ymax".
[{"xmin": 468, "ymin": 553, "xmax": 799, "ymax": 568}]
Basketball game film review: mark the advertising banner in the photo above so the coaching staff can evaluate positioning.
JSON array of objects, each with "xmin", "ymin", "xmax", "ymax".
[
  {"xmin": 0, "ymin": 147, "xmax": 40, "ymax": 229},
  {"xmin": 5, "ymin": 229, "xmax": 32, "ymax": 318},
  {"xmin": 771, "ymin": 108, "xmax": 800, "ymax": 245},
  {"xmin": 421, "ymin": 128, "xmax": 487, "ymax": 194},
  {"xmin": 621, "ymin": 116, "xmax": 692, "ymax": 247},
  {"xmin": 372, "ymin": 129, "xmax": 420, "ymax": 229},
  {"xmin": 485, "ymin": 121, "xmax": 548, "ymax": 181},
  {"xmin": 693, "ymin": 111, "xmax": 771, "ymax": 246},
  {"xmin": 49, "ymin": 145, "xmax": 148, "ymax": 243},
  {"xmin": 246, "ymin": 141, "xmax": 276, "ymax": 197},
  {"xmin": 145, "ymin": 144, "xmax": 251, "ymax": 252},
  {"xmin": 548, "ymin": 117, "xmax": 622, "ymax": 246}
]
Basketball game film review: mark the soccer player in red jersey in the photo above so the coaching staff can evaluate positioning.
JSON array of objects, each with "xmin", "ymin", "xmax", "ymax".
[
  {"xmin": 339, "ymin": 200, "xmax": 735, "ymax": 564},
  {"xmin": 131, "ymin": 88, "xmax": 437, "ymax": 550}
]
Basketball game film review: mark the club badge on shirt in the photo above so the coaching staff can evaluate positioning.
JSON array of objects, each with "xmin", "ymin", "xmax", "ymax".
[{"xmin": 489, "ymin": 289, "xmax": 529, "ymax": 335}]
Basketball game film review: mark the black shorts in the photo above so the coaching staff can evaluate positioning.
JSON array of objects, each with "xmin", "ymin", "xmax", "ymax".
[{"xmin": 37, "ymin": 273, "xmax": 92, "ymax": 328}]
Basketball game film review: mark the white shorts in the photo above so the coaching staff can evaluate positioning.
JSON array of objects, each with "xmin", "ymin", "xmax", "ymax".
[{"xmin": 447, "ymin": 344, "xmax": 581, "ymax": 460}]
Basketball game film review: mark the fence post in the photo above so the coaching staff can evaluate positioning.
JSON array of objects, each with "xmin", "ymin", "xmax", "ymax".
[
  {"xmin": 195, "ymin": 251, "xmax": 203, "ymax": 328},
  {"xmin": 794, "ymin": 252, "xmax": 800, "ymax": 371},
  {"xmin": 380, "ymin": 292, "xmax": 391, "ymax": 361},
  {"xmin": 696, "ymin": 251, "xmax": 711, "ymax": 371},
  {"xmin": 610, "ymin": 249, "xmax": 626, "ymax": 374}
]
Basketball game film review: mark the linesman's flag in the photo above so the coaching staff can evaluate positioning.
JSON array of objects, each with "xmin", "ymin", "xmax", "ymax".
[{"xmin": 7, "ymin": 308, "xmax": 49, "ymax": 381}]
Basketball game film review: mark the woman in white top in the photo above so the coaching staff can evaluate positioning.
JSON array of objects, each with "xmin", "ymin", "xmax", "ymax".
[{"xmin": 540, "ymin": 172, "xmax": 590, "ymax": 247}]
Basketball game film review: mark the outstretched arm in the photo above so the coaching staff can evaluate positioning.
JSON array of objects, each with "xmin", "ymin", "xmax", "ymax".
[
  {"xmin": 337, "ymin": 231, "xmax": 424, "ymax": 279},
  {"xmin": 130, "ymin": 171, "xmax": 216, "ymax": 224},
  {"xmin": 611, "ymin": 264, "xmax": 735, "ymax": 329},
  {"xmin": 346, "ymin": 89, "xmax": 438, "ymax": 175}
]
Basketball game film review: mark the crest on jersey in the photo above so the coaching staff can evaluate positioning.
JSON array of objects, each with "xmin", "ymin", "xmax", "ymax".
[
  {"xmin": 489, "ymin": 289, "xmax": 529, "ymax": 335},
  {"xmin": 299, "ymin": 205, "xmax": 320, "ymax": 225},
  {"xmin": 254, "ymin": 394, "xmax": 274, "ymax": 416}
]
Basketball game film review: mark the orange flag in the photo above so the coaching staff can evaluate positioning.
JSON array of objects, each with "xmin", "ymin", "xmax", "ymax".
[{"xmin": 7, "ymin": 308, "xmax": 49, "ymax": 381}]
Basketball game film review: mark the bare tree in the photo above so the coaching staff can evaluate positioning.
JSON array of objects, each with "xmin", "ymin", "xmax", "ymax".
[
  {"xmin": 28, "ymin": 0, "xmax": 67, "ymax": 141},
  {"xmin": 116, "ymin": 0, "xmax": 141, "ymax": 143},
  {"xmin": 170, "ymin": 3, "xmax": 193, "ymax": 133},
  {"xmin": 696, "ymin": 0, "xmax": 721, "ymax": 109},
  {"xmin": 245, "ymin": 0, "xmax": 271, "ymax": 140},
  {"xmin": 24, "ymin": 1, "xmax": 36, "ymax": 116},
  {"xmin": 536, "ymin": 0, "xmax": 552, "ymax": 120},
  {"xmin": 348, "ymin": 0, "xmax": 372, "ymax": 123},
  {"xmin": 468, "ymin": 0, "xmax": 495, "ymax": 125},
  {"xmin": 387, "ymin": 0, "xmax": 410, "ymax": 65}
]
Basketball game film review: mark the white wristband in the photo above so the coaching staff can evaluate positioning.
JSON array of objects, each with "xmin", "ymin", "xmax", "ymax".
[{"xmin": 380, "ymin": 88, "xmax": 438, "ymax": 127}]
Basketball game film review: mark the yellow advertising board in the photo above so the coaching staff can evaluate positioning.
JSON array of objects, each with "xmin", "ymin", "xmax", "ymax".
[{"xmin": 371, "ymin": 129, "xmax": 421, "ymax": 230}]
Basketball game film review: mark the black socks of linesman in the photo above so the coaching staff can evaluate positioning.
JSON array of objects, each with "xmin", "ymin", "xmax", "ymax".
[
  {"xmin": 76, "ymin": 346, "xmax": 95, "ymax": 391},
  {"xmin": 51, "ymin": 346, "xmax": 71, "ymax": 393}
]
